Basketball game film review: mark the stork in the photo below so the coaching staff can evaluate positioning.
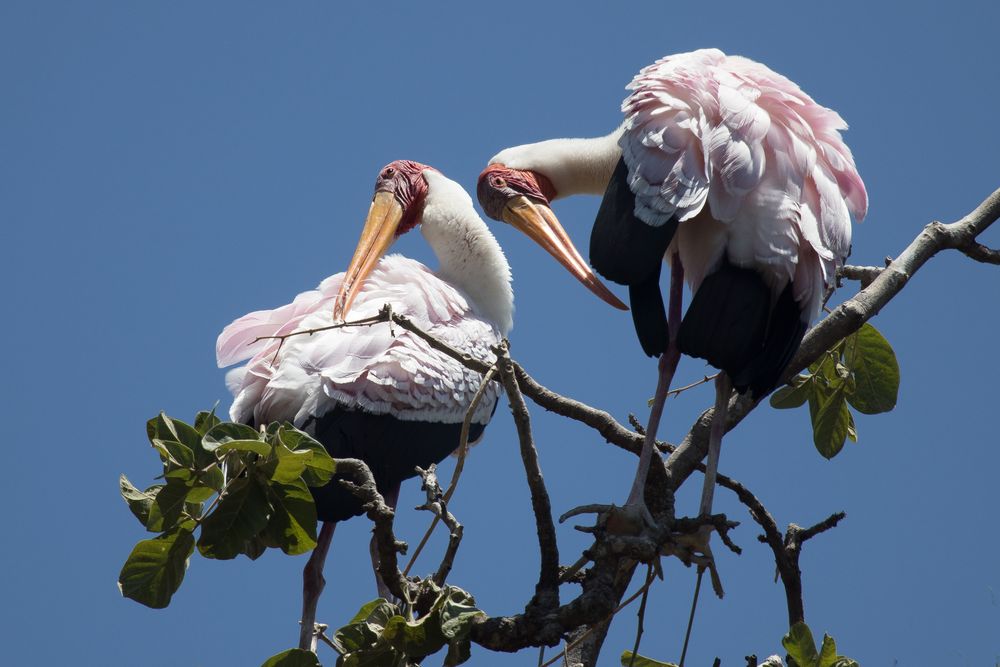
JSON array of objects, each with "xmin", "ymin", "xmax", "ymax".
[
  {"xmin": 217, "ymin": 161, "xmax": 546, "ymax": 650},
  {"xmin": 478, "ymin": 49, "xmax": 867, "ymax": 524}
]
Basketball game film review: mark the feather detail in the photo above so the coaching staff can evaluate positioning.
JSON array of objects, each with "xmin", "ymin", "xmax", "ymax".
[
  {"xmin": 217, "ymin": 255, "xmax": 502, "ymax": 427},
  {"xmin": 620, "ymin": 48, "xmax": 867, "ymax": 316}
]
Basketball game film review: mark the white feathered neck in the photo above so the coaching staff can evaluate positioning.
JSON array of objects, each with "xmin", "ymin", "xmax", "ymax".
[
  {"xmin": 419, "ymin": 170, "xmax": 514, "ymax": 335},
  {"xmin": 489, "ymin": 126, "xmax": 625, "ymax": 199}
]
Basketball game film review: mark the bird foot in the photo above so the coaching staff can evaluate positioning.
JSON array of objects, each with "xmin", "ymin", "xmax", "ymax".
[
  {"xmin": 664, "ymin": 526, "xmax": 725, "ymax": 598},
  {"xmin": 559, "ymin": 500, "xmax": 657, "ymax": 536}
]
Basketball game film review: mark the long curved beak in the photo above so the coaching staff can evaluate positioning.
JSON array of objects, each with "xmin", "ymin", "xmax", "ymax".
[
  {"xmin": 502, "ymin": 195, "xmax": 628, "ymax": 311},
  {"xmin": 332, "ymin": 190, "xmax": 401, "ymax": 321}
]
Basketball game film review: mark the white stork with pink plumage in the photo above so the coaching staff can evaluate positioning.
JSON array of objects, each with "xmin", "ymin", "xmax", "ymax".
[
  {"xmin": 477, "ymin": 48, "xmax": 867, "ymax": 521},
  {"xmin": 217, "ymin": 160, "xmax": 619, "ymax": 648}
]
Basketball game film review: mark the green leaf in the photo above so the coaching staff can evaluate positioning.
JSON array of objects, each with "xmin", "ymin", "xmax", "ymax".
[
  {"xmin": 783, "ymin": 622, "xmax": 820, "ymax": 667},
  {"xmin": 269, "ymin": 448, "xmax": 312, "ymax": 483},
  {"xmin": 199, "ymin": 464, "xmax": 226, "ymax": 492},
  {"xmin": 278, "ymin": 425, "xmax": 335, "ymax": 486},
  {"xmin": 146, "ymin": 479, "xmax": 192, "ymax": 532},
  {"xmin": 438, "ymin": 587, "xmax": 484, "ymax": 666},
  {"xmin": 239, "ymin": 535, "xmax": 268, "ymax": 561},
  {"xmin": 818, "ymin": 633, "xmax": 838, "ymax": 667},
  {"xmin": 202, "ymin": 422, "xmax": 263, "ymax": 452},
  {"xmin": 260, "ymin": 648, "xmax": 321, "ymax": 667},
  {"xmin": 263, "ymin": 478, "xmax": 318, "ymax": 555},
  {"xmin": 194, "ymin": 408, "xmax": 222, "ymax": 436},
  {"xmin": 333, "ymin": 599, "xmax": 399, "ymax": 654},
  {"xmin": 120, "ymin": 475, "xmax": 157, "ymax": 527},
  {"xmin": 843, "ymin": 322, "xmax": 900, "ymax": 414},
  {"xmin": 381, "ymin": 611, "xmax": 446, "ymax": 658},
  {"xmin": 212, "ymin": 439, "xmax": 272, "ymax": 457},
  {"xmin": 197, "ymin": 477, "xmax": 271, "ymax": 559},
  {"xmin": 846, "ymin": 411, "xmax": 858, "ymax": 443},
  {"xmin": 118, "ymin": 526, "xmax": 195, "ymax": 609},
  {"xmin": 620, "ymin": 651, "xmax": 678, "ymax": 667},
  {"xmin": 810, "ymin": 388, "xmax": 851, "ymax": 459},
  {"xmin": 151, "ymin": 438, "xmax": 196, "ymax": 470},
  {"xmin": 770, "ymin": 376, "xmax": 813, "ymax": 409},
  {"xmin": 185, "ymin": 485, "xmax": 217, "ymax": 503}
]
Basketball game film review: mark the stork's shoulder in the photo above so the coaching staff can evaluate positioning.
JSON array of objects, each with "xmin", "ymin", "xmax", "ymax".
[{"xmin": 619, "ymin": 49, "xmax": 867, "ymax": 238}]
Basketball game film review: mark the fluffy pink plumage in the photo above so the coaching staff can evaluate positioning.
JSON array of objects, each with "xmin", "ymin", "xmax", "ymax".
[
  {"xmin": 217, "ymin": 254, "xmax": 502, "ymax": 428},
  {"xmin": 620, "ymin": 48, "xmax": 867, "ymax": 320}
]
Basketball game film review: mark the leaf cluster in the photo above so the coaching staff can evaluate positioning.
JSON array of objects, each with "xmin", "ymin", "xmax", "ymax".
[
  {"xmin": 118, "ymin": 410, "xmax": 336, "ymax": 609},
  {"xmin": 771, "ymin": 323, "xmax": 900, "ymax": 458},
  {"xmin": 782, "ymin": 622, "xmax": 859, "ymax": 667},
  {"xmin": 324, "ymin": 587, "xmax": 484, "ymax": 666}
]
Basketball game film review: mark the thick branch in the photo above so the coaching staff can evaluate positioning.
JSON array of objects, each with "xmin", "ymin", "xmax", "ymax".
[{"xmin": 665, "ymin": 186, "xmax": 1000, "ymax": 493}]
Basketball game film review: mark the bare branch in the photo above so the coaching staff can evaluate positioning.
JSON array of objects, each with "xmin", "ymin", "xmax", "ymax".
[
  {"xmin": 715, "ymin": 468, "xmax": 845, "ymax": 627},
  {"xmin": 961, "ymin": 241, "xmax": 1000, "ymax": 264},
  {"xmin": 336, "ymin": 458, "xmax": 410, "ymax": 602},
  {"xmin": 411, "ymin": 464, "xmax": 464, "ymax": 586},
  {"xmin": 838, "ymin": 264, "xmax": 883, "ymax": 287},
  {"xmin": 494, "ymin": 341, "xmax": 561, "ymax": 612},
  {"xmin": 403, "ymin": 366, "xmax": 497, "ymax": 577}
]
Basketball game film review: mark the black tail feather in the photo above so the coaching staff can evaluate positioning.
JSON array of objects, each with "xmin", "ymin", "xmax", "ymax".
[
  {"xmin": 303, "ymin": 408, "xmax": 488, "ymax": 523},
  {"xmin": 590, "ymin": 157, "xmax": 677, "ymax": 286},
  {"xmin": 628, "ymin": 262, "xmax": 669, "ymax": 357},
  {"xmin": 678, "ymin": 262, "xmax": 807, "ymax": 398},
  {"xmin": 678, "ymin": 262, "xmax": 770, "ymax": 377},
  {"xmin": 731, "ymin": 284, "xmax": 808, "ymax": 397}
]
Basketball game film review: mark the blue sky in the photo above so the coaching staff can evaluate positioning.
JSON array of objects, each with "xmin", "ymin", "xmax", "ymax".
[{"xmin": 3, "ymin": 1, "xmax": 999, "ymax": 665}]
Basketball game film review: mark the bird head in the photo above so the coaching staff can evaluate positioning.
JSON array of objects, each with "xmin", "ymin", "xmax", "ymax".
[
  {"xmin": 477, "ymin": 163, "xmax": 626, "ymax": 311},
  {"xmin": 332, "ymin": 160, "xmax": 433, "ymax": 321}
]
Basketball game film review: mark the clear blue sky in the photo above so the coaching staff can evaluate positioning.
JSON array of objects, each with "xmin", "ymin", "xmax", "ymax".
[{"xmin": 3, "ymin": 2, "xmax": 998, "ymax": 665}]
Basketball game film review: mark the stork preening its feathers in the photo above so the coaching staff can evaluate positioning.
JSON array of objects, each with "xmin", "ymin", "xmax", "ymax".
[
  {"xmin": 478, "ymin": 48, "xmax": 867, "ymax": 521},
  {"xmin": 217, "ymin": 161, "xmax": 514, "ymax": 649}
]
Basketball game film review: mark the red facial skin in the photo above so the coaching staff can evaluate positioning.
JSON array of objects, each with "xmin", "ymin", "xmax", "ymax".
[
  {"xmin": 374, "ymin": 160, "xmax": 434, "ymax": 235},
  {"xmin": 477, "ymin": 164, "xmax": 557, "ymax": 221}
]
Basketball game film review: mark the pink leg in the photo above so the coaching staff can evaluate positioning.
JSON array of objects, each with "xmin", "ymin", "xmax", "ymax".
[
  {"xmin": 625, "ymin": 255, "xmax": 684, "ymax": 515},
  {"xmin": 698, "ymin": 374, "xmax": 732, "ymax": 516},
  {"xmin": 299, "ymin": 521, "xmax": 336, "ymax": 651},
  {"xmin": 370, "ymin": 483, "xmax": 400, "ymax": 600}
]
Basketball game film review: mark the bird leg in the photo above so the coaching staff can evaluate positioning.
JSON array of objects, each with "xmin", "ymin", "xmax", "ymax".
[
  {"xmin": 299, "ymin": 521, "xmax": 336, "ymax": 652},
  {"xmin": 370, "ymin": 483, "xmax": 401, "ymax": 601},
  {"xmin": 623, "ymin": 255, "xmax": 685, "ymax": 526},
  {"xmin": 697, "ymin": 373, "xmax": 732, "ymax": 517}
]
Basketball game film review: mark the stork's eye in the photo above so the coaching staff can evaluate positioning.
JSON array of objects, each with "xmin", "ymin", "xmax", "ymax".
[
  {"xmin": 382, "ymin": 167, "xmax": 396, "ymax": 179},
  {"xmin": 491, "ymin": 176, "xmax": 506, "ymax": 188}
]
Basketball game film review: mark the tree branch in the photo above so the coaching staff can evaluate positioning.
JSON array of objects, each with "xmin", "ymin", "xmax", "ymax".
[
  {"xmin": 412, "ymin": 464, "xmax": 464, "ymax": 587},
  {"xmin": 494, "ymin": 342, "xmax": 561, "ymax": 616},
  {"xmin": 336, "ymin": 458, "xmax": 410, "ymax": 602},
  {"xmin": 715, "ymin": 469, "xmax": 845, "ymax": 627}
]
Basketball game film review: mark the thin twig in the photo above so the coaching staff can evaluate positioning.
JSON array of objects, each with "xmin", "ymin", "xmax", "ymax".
[
  {"xmin": 678, "ymin": 568, "xmax": 703, "ymax": 667},
  {"xmin": 403, "ymin": 366, "xmax": 497, "ymax": 577},
  {"xmin": 537, "ymin": 574, "xmax": 657, "ymax": 667},
  {"xmin": 627, "ymin": 565, "xmax": 656, "ymax": 667},
  {"xmin": 666, "ymin": 373, "xmax": 719, "ymax": 400}
]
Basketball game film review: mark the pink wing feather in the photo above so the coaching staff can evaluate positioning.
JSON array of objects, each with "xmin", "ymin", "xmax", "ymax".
[
  {"xmin": 216, "ymin": 255, "xmax": 501, "ymax": 428},
  {"xmin": 620, "ymin": 48, "xmax": 867, "ymax": 321}
]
